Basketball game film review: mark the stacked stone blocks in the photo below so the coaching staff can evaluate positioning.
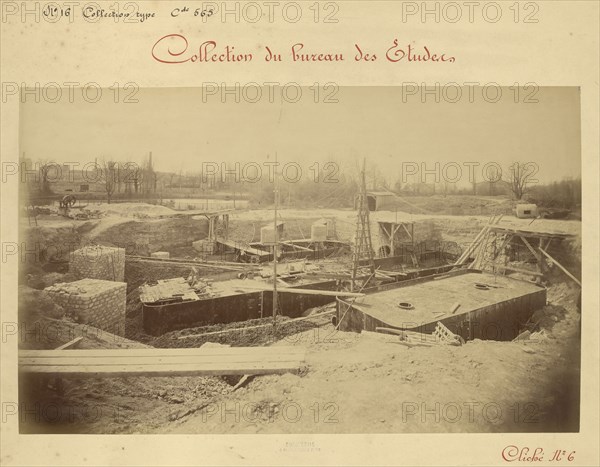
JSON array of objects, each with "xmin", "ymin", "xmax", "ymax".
[
  {"xmin": 69, "ymin": 245, "xmax": 125, "ymax": 282},
  {"xmin": 44, "ymin": 279, "xmax": 127, "ymax": 336}
]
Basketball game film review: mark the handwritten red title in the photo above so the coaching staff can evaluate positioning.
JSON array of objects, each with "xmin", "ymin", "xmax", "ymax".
[{"xmin": 151, "ymin": 34, "xmax": 456, "ymax": 64}]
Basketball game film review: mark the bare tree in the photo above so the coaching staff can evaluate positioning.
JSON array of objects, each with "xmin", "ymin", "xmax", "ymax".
[
  {"xmin": 38, "ymin": 160, "xmax": 56, "ymax": 194},
  {"xmin": 505, "ymin": 162, "xmax": 534, "ymax": 200},
  {"xmin": 133, "ymin": 164, "xmax": 143, "ymax": 194},
  {"xmin": 102, "ymin": 160, "xmax": 118, "ymax": 204},
  {"xmin": 115, "ymin": 163, "xmax": 122, "ymax": 194}
]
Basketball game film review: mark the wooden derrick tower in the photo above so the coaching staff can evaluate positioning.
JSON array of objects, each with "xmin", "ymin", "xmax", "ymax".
[{"xmin": 351, "ymin": 160, "xmax": 376, "ymax": 291}]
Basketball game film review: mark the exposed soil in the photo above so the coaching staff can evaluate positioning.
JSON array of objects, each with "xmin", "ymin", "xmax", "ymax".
[
  {"xmin": 17, "ymin": 200, "xmax": 582, "ymax": 434},
  {"xmin": 161, "ymin": 282, "xmax": 580, "ymax": 434}
]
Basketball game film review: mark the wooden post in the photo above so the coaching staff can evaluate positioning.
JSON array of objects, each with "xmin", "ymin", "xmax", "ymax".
[
  {"xmin": 538, "ymin": 237, "xmax": 544, "ymax": 275},
  {"xmin": 272, "ymin": 154, "xmax": 279, "ymax": 328}
]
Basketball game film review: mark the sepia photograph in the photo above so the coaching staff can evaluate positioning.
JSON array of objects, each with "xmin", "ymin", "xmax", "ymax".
[
  {"xmin": 1, "ymin": 1, "xmax": 598, "ymax": 463},
  {"xmin": 14, "ymin": 85, "xmax": 582, "ymax": 436}
]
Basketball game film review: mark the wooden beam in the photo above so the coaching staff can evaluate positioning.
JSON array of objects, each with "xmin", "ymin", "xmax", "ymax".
[
  {"xmin": 233, "ymin": 285, "xmax": 365, "ymax": 298},
  {"xmin": 539, "ymin": 248, "xmax": 581, "ymax": 287},
  {"xmin": 469, "ymin": 229, "xmax": 491, "ymax": 269},
  {"xmin": 454, "ymin": 214, "xmax": 503, "ymax": 267},
  {"xmin": 54, "ymin": 336, "xmax": 83, "ymax": 350},
  {"xmin": 489, "ymin": 226, "xmax": 571, "ymax": 240},
  {"xmin": 281, "ymin": 242, "xmax": 313, "ymax": 252},
  {"xmin": 520, "ymin": 235, "xmax": 539, "ymax": 259},
  {"xmin": 455, "ymin": 226, "xmax": 489, "ymax": 265},
  {"xmin": 19, "ymin": 347, "xmax": 306, "ymax": 377},
  {"xmin": 374, "ymin": 270, "xmax": 394, "ymax": 280},
  {"xmin": 398, "ymin": 223, "xmax": 411, "ymax": 240},
  {"xmin": 538, "ymin": 237, "xmax": 545, "ymax": 275},
  {"xmin": 380, "ymin": 223, "xmax": 392, "ymax": 238}
]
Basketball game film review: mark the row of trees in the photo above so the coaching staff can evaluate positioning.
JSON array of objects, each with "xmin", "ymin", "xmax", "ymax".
[
  {"xmin": 25, "ymin": 154, "xmax": 158, "ymax": 203},
  {"xmin": 23, "ymin": 155, "xmax": 581, "ymax": 210},
  {"xmin": 528, "ymin": 178, "xmax": 582, "ymax": 209},
  {"xmin": 102, "ymin": 155, "xmax": 158, "ymax": 203}
]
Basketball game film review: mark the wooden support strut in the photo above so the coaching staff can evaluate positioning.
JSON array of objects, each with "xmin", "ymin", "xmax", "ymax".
[
  {"xmin": 456, "ymin": 215, "xmax": 503, "ymax": 267},
  {"xmin": 455, "ymin": 226, "xmax": 489, "ymax": 265},
  {"xmin": 230, "ymin": 286, "xmax": 365, "ymax": 298},
  {"xmin": 281, "ymin": 242, "xmax": 313, "ymax": 252},
  {"xmin": 539, "ymin": 248, "xmax": 582, "ymax": 287},
  {"xmin": 54, "ymin": 336, "xmax": 83, "ymax": 350}
]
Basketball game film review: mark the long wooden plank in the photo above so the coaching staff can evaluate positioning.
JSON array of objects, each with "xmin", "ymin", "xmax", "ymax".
[
  {"xmin": 20, "ymin": 359, "xmax": 306, "ymax": 370},
  {"xmin": 233, "ymin": 285, "xmax": 365, "ymax": 297},
  {"xmin": 456, "ymin": 215, "xmax": 504, "ymax": 266},
  {"xmin": 54, "ymin": 336, "xmax": 83, "ymax": 350},
  {"xmin": 489, "ymin": 226, "xmax": 571, "ymax": 239},
  {"xmin": 19, "ymin": 347, "xmax": 305, "ymax": 359},
  {"xmin": 539, "ymin": 248, "xmax": 582, "ymax": 286},
  {"xmin": 19, "ymin": 363, "xmax": 304, "ymax": 377},
  {"xmin": 19, "ymin": 347, "xmax": 306, "ymax": 377},
  {"xmin": 19, "ymin": 352, "xmax": 306, "ymax": 366},
  {"xmin": 281, "ymin": 242, "xmax": 313, "ymax": 252},
  {"xmin": 455, "ymin": 226, "xmax": 488, "ymax": 265},
  {"xmin": 19, "ymin": 350, "xmax": 305, "ymax": 362},
  {"xmin": 520, "ymin": 235, "xmax": 540, "ymax": 259}
]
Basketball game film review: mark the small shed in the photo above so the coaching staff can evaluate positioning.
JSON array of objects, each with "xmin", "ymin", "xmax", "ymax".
[
  {"xmin": 355, "ymin": 191, "xmax": 396, "ymax": 211},
  {"xmin": 515, "ymin": 204, "xmax": 539, "ymax": 219}
]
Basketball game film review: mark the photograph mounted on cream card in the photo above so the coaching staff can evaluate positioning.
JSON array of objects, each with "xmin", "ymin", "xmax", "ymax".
[
  {"xmin": 0, "ymin": 1, "xmax": 597, "ymax": 466},
  {"xmin": 13, "ymin": 85, "xmax": 581, "ymax": 436}
]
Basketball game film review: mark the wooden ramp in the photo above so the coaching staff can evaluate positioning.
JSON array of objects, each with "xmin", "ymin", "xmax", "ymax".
[{"xmin": 19, "ymin": 347, "xmax": 306, "ymax": 378}]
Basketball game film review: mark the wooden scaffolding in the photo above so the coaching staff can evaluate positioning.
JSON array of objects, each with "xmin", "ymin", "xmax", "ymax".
[{"xmin": 454, "ymin": 216, "xmax": 577, "ymax": 285}]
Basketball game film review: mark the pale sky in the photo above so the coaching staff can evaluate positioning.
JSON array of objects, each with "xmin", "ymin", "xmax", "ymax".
[{"xmin": 19, "ymin": 86, "xmax": 581, "ymax": 185}]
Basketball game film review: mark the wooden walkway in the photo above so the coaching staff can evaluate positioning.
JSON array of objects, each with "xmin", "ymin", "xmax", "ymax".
[{"xmin": 18, "ymin": 347, "xmax": 306, "ymax": 377}]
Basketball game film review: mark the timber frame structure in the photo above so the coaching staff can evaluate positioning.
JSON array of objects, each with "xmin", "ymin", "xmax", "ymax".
[
  {"xmin": 456, "ymin": 220, "xmax": 576, "ymax": 284},
  {"xmin": 377, "ymin": 221, "xmax": 415, "ymax": 257}
]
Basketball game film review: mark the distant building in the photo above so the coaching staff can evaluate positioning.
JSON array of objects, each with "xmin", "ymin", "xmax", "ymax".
[{"xmin": 355, "ymin": 191, "xmax": 395, "ymax": 211}]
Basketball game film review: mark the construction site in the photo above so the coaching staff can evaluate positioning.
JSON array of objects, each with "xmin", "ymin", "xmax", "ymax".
[{"xmin": 16, "ymin": 161, "xmax": 583, "ymax": 435}]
